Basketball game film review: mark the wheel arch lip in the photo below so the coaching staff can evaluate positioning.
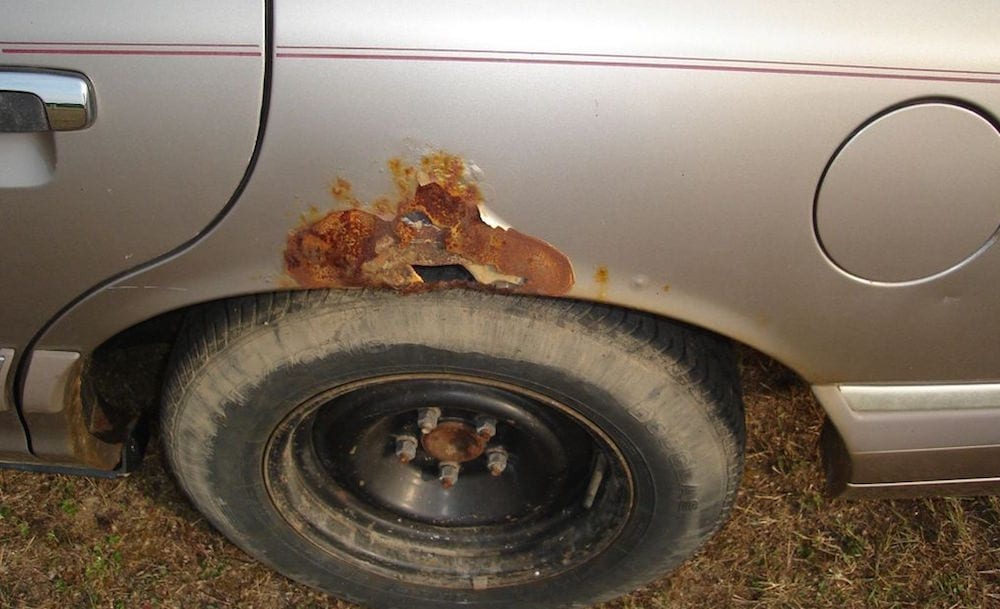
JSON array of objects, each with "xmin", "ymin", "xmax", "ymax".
[{"xmin": 9, "ymin": 286, "xmax": 747, "ymax": 467}]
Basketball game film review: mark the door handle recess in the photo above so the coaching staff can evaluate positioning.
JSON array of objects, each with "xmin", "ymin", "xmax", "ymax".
[{"xmin": 0, "ymin": 69, "xmax": 94, "ymax": 132}]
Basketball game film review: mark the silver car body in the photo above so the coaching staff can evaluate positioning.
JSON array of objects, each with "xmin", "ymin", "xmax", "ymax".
[{"xmin": 1, "ymin": 1, "xmax": 999, "ymax": 496}]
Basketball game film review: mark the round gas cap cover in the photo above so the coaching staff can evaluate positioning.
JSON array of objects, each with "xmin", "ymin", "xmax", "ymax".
[{"xmin": 815, "ymin": 102, "xmax": 1000, "ymax": 283}]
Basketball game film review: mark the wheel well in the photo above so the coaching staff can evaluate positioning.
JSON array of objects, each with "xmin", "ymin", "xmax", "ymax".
[
  {"xmin": 79, "ymin": 307, "xmax": 183, "ymax": 446},
  {"xmin": 77, "ymin": 289, "xmax": 805, "ymax": 464}
]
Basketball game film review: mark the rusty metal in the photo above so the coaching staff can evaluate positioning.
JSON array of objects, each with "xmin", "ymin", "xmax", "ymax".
[
  {"xmin": 417, "ymin": 406, "xmax": 441, "ymax": 435},
  {"xmin": 394, "ymin": 434, "xmax": 418, "ymax": 463},
  {"xmin": 284, "ymin": 152, "xmax": 574, "ymax": 295},
  {"xmin": 66, "ymin": 365, "xmax": 124, "ymax": 470},
  {"xmin": 438, "ymin": 462, "xmax": 460, "ymax": 489},
  {"xmin": 594, "ymin": 265, "xmax": 609, "ymax": 300},
  {"xmin": 474, "ymin": 414, "xmax": 496, "ymax": 439},
  {"xmin": 420, "ymin": 420, "xmax": 489, "ymax": 464},
  {"xmin": 486, "ymin": 446, "xmax": 508, "ymax": 477}
]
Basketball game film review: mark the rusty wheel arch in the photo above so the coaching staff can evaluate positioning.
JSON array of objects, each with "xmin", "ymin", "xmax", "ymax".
[{"xmin": 284, "ymin": 152, "xmax": 575, "ymax": 297}]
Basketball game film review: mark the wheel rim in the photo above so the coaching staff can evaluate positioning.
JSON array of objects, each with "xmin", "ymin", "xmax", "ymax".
[{"xmin": 264, "ymin": 373, "xmax": 635, "ymax": 590}]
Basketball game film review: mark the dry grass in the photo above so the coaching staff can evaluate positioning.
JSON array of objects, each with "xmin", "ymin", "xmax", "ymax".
[{"xmin": 1, "ymin": 351, "xmax": 998, "ymax": 609}]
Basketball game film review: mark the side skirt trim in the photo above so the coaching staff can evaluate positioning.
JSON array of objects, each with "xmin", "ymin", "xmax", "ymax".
[{"xmin": 814, "ymin": 383, "xmax": 1000, "ymax": 496}]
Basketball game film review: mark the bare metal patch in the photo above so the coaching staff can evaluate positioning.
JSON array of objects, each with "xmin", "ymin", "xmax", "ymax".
[{"xmin": 284, "ymin": 152, "xmax": 574, "ymax": 295}]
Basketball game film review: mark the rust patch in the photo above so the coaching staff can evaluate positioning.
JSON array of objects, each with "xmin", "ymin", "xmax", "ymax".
[
  {"xmin": 67, "ymin": 366, "xmax": 122, "ymax": 470},
  {"xmin": 420, "ymin": 421, "xmax": 489, "ymax": 463},
  {"xmin": 284, "ymin": 152, "xmax": 574, "ymax": 295},
  {"xmin": 594, "ymin": 265, "xmax": 609, "ymax": 300},
  {"xmin": 329, "ymin": 177, "xmax": 362, "ymax": 208}
]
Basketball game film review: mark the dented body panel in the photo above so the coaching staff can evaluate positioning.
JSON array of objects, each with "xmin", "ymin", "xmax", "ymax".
[{"xmin": 4, "ymin": 1, "xmax": 1000, "ymax": 492}]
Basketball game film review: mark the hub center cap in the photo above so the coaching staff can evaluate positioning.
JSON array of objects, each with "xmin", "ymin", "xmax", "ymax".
[{"xmin": 420, "ymin": 420, "xmax": 488, "ymax": 462}]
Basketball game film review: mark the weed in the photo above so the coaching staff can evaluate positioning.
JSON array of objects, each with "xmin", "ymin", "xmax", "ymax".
[
  {"xmin": 85, "ymin": 535, "xmax": 124, "ymax": 580},
  {"xmin": 837, "ymin": 529, "xmax": 865, "ymax": 558},
  {"xmin": 933, "ymin": 571, "xmax": 969, "ymax": 601},
  {"xmin": 199, "ymin": 560, "xmax": 225, "ymax": 579},
  {"xmin": 796, "ymin": 540, "xmax": 814, "ymax": 560}
]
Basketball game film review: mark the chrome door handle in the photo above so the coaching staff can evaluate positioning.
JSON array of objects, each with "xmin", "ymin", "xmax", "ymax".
[{"xmin": 0, "ymin": 69, "xmax": 94, "ymax": 132}]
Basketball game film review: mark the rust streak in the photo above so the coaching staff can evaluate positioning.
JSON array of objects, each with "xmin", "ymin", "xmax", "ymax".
[
  {"xmin": 284, "ymin": 152, "xmax": 574, "ymax": 295},
  {"xmin": 594, "ymin": 265, "xmax": 609, "ymax": 300},
  {"xmin": 329, "ymin": 177, "xmax": 363, "ymax": 208}
]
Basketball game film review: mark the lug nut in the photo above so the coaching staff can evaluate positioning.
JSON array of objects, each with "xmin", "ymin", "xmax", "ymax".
[
  {"xmin": 439, "ymin": 462, "xmax": 460, "ymax": 488},
  {"xmin": 474, "ymin": 415, "xmax": 497, "ymax": 439},
  {"xmin": 394, "ymin": 435, "xmax": 418, "ymax": 463},
  {"xmin": 486, "ymin": 447, "xmax": 508, "ymax": 477},
  {"xmin": 417, "ymin": 407, "xmax": 442, "ymax": 434}
]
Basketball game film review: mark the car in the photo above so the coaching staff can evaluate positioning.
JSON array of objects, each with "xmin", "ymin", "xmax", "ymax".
[{"xmin": 2, "ymin": 2, "xmax": 999, "ymax": 608}]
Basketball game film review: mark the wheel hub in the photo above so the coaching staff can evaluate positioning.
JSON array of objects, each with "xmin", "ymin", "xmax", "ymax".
[{"xmin": 420, "ymin": 420, "xmax": 488, "ymax": 463}]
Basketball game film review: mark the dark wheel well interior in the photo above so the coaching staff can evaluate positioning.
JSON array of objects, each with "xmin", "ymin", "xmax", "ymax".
[
  {"xmin": 80, "ymin": 308, "xmax": 183, "ymax": 447},
  {"xmin": 77, "ymin": 288, "xmax": 802, "ymax": 469}
]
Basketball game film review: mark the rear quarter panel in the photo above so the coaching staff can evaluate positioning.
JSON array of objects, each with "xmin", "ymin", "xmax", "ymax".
[{"xmin": 37, "ymin": 0, "xmax": 1000, "ymax": 388}]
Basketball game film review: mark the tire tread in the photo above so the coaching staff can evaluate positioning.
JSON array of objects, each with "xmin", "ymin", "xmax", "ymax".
[{"xmin": 161, "ymin": 289, "xmax": 745, "ymax": 609}]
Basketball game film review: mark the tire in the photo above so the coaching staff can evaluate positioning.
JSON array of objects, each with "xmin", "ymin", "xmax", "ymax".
[{"xmin": 161, "ymin": 289, "xmax": 744, "ymax": 609}]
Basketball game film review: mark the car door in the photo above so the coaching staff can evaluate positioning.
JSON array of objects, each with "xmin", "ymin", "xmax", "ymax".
[{"xmin": 0, "ymin": 1, "xmax": 265, "ymax": 458}]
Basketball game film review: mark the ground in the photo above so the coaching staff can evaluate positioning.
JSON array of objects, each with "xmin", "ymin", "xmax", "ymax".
[{"xmin": 0, "ymin": 351, "xmax": 997, "ymax": 609}]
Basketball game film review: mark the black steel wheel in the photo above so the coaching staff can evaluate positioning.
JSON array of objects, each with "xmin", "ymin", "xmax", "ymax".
[
  {"xmin": 266, "ymin": 374, "xmax": 633, "ymax": 589},
  {"xmin": 162, "ymin": 290, "xmax": 744, "ymax": 609}
]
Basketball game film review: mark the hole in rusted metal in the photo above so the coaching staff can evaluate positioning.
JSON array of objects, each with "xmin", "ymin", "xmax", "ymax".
[
  {"xmin": 402, "ymin": 211, "xmax": 433, "ymax": 226},
  {"xmin": 413, "ymin": 265, "xmax": 476, "ymax": 283}
]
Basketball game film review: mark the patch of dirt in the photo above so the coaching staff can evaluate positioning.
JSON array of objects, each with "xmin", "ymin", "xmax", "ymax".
[{"xmin": 0, "ymin": 349, "xmax": 997, "ymax": 608}]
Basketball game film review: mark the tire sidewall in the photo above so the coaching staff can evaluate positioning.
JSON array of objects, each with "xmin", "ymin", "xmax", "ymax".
[{"xmin": 164, "ymin": 292, "xmax": 738, "ymax": 609}]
